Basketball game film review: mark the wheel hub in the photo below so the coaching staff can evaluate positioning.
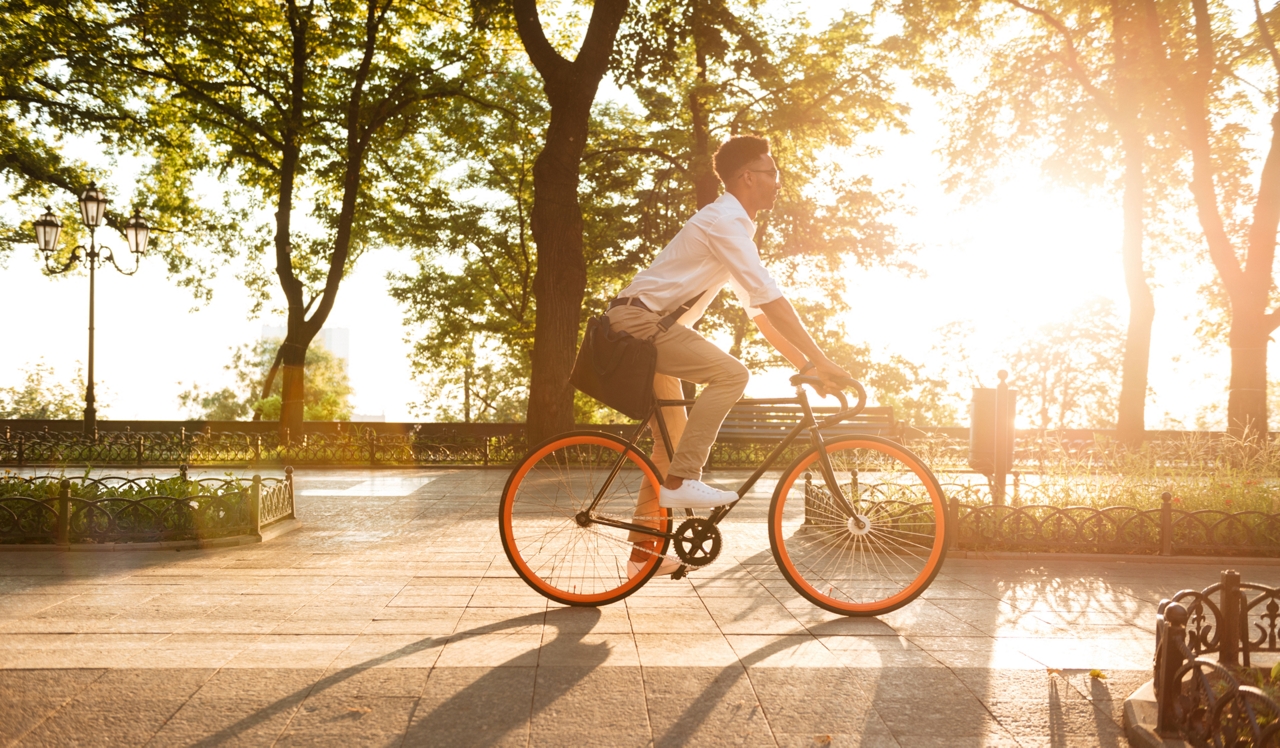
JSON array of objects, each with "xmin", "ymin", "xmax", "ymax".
[
  {"xmin": 846, "ymin": 514, "xmax": 872, "ymax": 536},
  {"xmin": 574, "ymin": 511, "xmax": 592, "ymax": 527}
]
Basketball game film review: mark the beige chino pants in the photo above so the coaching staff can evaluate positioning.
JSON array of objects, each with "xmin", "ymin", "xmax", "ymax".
[{"xmin": 605, "ymin": 305, "xmax": 750, "ymax": 544}]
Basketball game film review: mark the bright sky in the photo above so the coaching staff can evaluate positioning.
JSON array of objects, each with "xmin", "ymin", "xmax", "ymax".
[{"xmin": 0, "ymin": 3, "xmax": 1246, "ymax": 429}]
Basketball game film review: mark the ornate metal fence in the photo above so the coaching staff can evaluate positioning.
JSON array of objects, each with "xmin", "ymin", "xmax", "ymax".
[
  {"xmin": 0, "ymin": 467, "xmax": 294, "ymax": 545},
  {"xmin": 0, "ymin": 424, "xmax": 529, "ymax": 468},
  {"xmin": 948, "ymin": 493, "xmax": 1280, "ymax": 557},
  {"xmin": 1152, "ymin": 571, "xmax": 1280, "ymax": 745}
]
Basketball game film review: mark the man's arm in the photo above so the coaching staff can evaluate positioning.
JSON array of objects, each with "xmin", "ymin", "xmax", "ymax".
[
  {"xmin": 757, "ymin": 297, "xmax": 851, "ymax": 385},
  {"xmin": 752, "ymin": 313, "xmax": 808, "ymax": 369}
]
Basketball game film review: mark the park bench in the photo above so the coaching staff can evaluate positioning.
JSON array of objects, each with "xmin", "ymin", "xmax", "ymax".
[{"xmin": 717, "ymin": 401, "xmax": 902, "ymax": 444}]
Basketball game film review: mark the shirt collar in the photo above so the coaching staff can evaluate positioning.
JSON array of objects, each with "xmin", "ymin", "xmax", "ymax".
[{"xmin": 716, "ymin": 192, "xmax": 754, "ymax": 227}]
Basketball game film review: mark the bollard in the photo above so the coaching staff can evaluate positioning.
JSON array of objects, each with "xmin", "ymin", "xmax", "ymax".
[
  {"xmin": 249, "ymin": 475, "xmax": 262, "ymax": 535},
  {"xmin": 1156, "ymin": 601, "xmax": 1189, "ymax": 737},
  {"xmin": 1160, "ymin": 492, "xmax": 1173, "ymax": 556},
  {"xmin": 1219, "ymin": 570, "xmax": 1241, "ymax": 666},
  {"xmin": 56, "ymin": 479, "xmax": 71, "ymax": 545}
]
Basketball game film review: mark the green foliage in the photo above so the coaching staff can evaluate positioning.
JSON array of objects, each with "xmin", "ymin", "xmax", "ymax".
[
  {"xmin": 392, "ymin": 2, "xmax": 935, "ymax": 422},
  {"xmin": 0, "ymin": 361, "xmax": 87, "ymax": 420},
  {"xmin": 178, "ymin": 339, "xmax": 353, "ymax": 422},
  {"xmin": 1008, "ymin": 298, "xmax": 1124, "ymax": 430}
]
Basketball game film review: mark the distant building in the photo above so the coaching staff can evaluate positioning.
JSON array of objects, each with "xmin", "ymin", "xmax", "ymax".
[{"xmin": 261, "ymin": 325, "xmax": 350, "ymax": 364}]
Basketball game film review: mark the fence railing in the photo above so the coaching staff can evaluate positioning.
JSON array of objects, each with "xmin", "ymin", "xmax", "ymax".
[
  {"xmin": 1153, "ymin": 571, "xmax": 1280, "ymax": 745},
  {"xmin": 3, "ymin": 420, "xmax": 1274, "ymax": 470},
  {"xmin": 0, "ymin": 467, "xmax": 294, "ymax": 545},
  {"xmin": 948, "ymin": 492, "xmax": 1280, "ymax": 557}
]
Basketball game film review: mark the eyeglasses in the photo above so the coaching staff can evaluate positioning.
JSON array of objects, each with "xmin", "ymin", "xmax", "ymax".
[{"xmin": 739, "ymin": 168, "xmax": 778, "ymax": 181}]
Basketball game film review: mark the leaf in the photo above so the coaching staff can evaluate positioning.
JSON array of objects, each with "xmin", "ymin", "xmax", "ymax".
[
  {"xmin": 1270, "ymin": 661, "xmax": 1280, "ymax": 683},
  {"xmin": 1046, "ymin": 667, "xmax": 1064, "ymax": 678},
  {"xmin": 814, "ymin": 736, "xmax": 833, "ymax": 745},
  {"xmin": 1089, "ymin": 669, "xmax": 1108, "ymax": 680}
]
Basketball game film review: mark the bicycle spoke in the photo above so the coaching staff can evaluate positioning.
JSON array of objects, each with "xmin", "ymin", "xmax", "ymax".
[
  {"xmin": 771, "ymin": 439, "xmax": 947, "ymax": 615},
  {"xmin": 502, "ymin": 434, "xmax": 669, "ymax": 605}
]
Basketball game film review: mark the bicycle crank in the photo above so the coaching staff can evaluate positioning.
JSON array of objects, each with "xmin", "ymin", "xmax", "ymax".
[{"xmin": 673, "ymin": 517, "xmax": 722, "ymax": 568}]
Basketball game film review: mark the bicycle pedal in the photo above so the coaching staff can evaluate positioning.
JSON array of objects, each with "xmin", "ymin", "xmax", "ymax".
[{"xmin": 669, "ymin": 566, "xmax": 688, "ymax": 580}]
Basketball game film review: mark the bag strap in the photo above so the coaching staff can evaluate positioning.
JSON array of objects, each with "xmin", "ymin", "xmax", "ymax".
[{"xmin": 655, "ymin": 291, "xmax": 706, "ymax": 333}]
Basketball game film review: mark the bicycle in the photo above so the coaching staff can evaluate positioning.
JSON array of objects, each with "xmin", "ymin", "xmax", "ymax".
[{"xmin": 498, "ymin": 375, "xmax": 948, "ymax": 616}]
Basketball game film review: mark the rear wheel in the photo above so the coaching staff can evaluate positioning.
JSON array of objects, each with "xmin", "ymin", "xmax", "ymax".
[
  {"xmin": 769, "ymin": 436, "xmax": 947, "ymax": 616},
  {"xmin": 499, "ymin": 431, "xmax": 672, "ymax": 606}
]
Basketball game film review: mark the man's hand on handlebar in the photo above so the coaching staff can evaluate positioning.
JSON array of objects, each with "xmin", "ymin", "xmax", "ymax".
[{"xmin": 808, "ymin": 358, "xmax": 851, "ymax": 399}]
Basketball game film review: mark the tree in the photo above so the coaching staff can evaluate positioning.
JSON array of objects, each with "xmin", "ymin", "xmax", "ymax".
[
  {"xmin": 104, "ymin": 0, "xmax": 480, "ymax": 436},
  {"xmin": 179, "ymin": 339, "xmax": 353, "ymax": 422},
  {"xmin": 0, "ymin": 361, "xmax": 88, "ymax": 420},
  {"xmin": 2, "ymin": 0, "xmax": 240, "ymax": 297},
  {"xmin": 901, "ymin": 0, "xmax": 1175, "ymax": 444},
  {"xmin": 1139, "ymin": 0, "xmax": 1280, "ymax": 437},
  {"xmin": 505, "ymin": 0, "xmax": 631, "ymax": 443},
  {"xmin": 1007, "ymin": 298, "xmax": 1125, "ymax": 429}
]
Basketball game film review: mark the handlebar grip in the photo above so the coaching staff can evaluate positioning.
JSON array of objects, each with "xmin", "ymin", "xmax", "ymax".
[{"xmin": 788, "ymin": 374, "xmax": 868, "ymax": 416}]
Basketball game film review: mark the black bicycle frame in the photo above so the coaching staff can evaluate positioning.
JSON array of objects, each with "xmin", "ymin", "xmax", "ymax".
[{"xmin": 582, "ymin": 386, "xmax": 861, "ymax": 541}]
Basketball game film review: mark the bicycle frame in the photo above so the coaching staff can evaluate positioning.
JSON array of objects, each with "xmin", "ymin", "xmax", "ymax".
[{"xmin": 582, "ymin": 384, "xmax": 864, "ymax": 541}]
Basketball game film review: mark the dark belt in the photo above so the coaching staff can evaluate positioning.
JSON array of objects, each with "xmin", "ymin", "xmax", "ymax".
[{"xmin": 608, "ymin": 297, "xmax": 653, "ymax": 312}]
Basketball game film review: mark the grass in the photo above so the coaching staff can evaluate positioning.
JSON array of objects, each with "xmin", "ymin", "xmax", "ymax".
[{"xmin": 912, "ymin": 431, "xmax": 1280, "ymax": 513}]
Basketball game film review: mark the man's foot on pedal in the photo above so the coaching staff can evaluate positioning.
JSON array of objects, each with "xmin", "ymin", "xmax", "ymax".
[
  {"xmin": 628, "ymin": 554, "xmax": 682, "ymax": 578},
  {"xmin": 659, "ymin": 479, "xmax": 738, "ymax": 509}
]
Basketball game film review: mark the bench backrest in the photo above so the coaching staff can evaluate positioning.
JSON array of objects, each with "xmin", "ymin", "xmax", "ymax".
[{"xmin": 716, "ymin": 402, "xmax": 898, "ymax": 442}]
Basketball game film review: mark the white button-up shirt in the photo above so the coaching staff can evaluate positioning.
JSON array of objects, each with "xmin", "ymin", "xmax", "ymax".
[{"xmin": 618, "ymin": 192, "xmax": 783, "ymax": 326}]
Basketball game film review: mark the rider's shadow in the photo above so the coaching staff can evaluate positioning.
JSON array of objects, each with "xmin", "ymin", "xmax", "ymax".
[
  {"xmin": 181, "ymin": 609, "xmax": 609, "ymax": 747},
  {"xmin": 403, "ymin": 607, "xmax": 612, "ymax": 746}
]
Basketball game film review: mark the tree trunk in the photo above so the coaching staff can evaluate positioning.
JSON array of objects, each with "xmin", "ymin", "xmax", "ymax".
[
  {"xmin": 1115, "ymin": 142, "xmax": 1155, "ymax": 444},
  {"xmin": 1227, "ymin": 310, "xmax": 1269, "ymax": 437},
  {"xmin": 526, "ymin": 107, "xmax": 591, "ymax": 443},
  {"xmin": 279, "ymin": 339, "xmax": 308, "ymax": 436},
  {"xmin": 1112, "ymin": 0, "xmax": 1155, "ymax": 446},
  {"xmin": 515, "ymin": 0, "xmax": 629, "ymax": 443},
  {"xmin": 689, "ymin": 11, "xmax": 719, "ymax": 209}
]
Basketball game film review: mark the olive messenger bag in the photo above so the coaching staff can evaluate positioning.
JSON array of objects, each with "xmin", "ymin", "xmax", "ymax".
[{"xmin": 570, "ymin": 293, "xmax": 705, "ymax": 420}]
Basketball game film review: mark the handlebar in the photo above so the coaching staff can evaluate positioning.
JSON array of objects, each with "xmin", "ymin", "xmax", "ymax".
[{"xmin": 788, "ymin": 374, "xmax": 868, "ymax": 417}]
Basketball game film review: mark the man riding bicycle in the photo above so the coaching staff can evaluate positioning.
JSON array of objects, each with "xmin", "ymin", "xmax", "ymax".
[{"xmin": 608, "ymin": 135, "xmax": 851, "ymax": 576}]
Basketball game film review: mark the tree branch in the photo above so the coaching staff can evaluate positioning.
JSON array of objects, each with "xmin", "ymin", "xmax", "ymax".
[
  {"xmin": 511, "ymin": 0, "xmax": 568, "ymax": 81},
  {"xmin": 1002, "ymin": 0, "xmax": 1120, "ymax": 121},
  {"xmin": 583, "ymin": 146, "xmax": 689, "ymax": 175}
]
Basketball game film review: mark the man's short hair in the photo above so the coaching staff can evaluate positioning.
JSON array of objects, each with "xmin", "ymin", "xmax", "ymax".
[{"xmin": 713, "ymin": 136, "xmax": 770, "ymax": 185}]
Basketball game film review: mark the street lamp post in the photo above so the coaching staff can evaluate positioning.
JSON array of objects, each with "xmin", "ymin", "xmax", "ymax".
[{"xmin": 32, "ymin": 183, "xmax": 150, "ymax": 436}]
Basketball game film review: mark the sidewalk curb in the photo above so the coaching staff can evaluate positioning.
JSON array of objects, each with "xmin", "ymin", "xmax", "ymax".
[
  {"xmin": 951, "ymin": 551, "xmax": 1280, "ymax": 565},
  {"xmin": 1123, "ymin": 680, "xmax": 1191, "ymax": 747},
  {"xmin": 0, "ymin": 518, "xmax": 301, "ymax": 552}
]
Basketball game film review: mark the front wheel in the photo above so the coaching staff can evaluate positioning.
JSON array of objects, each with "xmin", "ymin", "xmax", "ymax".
[
  {"xmin": 499, "ymin": 431, "xmax": 672, "ymax": 606},
  {"xmin": 768, "ymin": 436, "xmax": 948, "ymax": 616}
]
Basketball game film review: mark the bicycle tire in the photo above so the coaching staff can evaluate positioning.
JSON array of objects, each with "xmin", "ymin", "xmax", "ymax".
[
  {"xmin": 768, "ymin": 435, "xmax": 948, "ymax": 616},
  {"xmin": 499, "ymin": 430, "xmax": 672, "ymax": 606}
]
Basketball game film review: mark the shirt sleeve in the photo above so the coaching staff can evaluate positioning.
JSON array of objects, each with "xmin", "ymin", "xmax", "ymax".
[
  {"xmin": 727, "ymin": 276, "xmax": 764, "ymax": 319},
  {"xmin": 706, "ymin": 213, "xmax": 784, "ymax": 308}
]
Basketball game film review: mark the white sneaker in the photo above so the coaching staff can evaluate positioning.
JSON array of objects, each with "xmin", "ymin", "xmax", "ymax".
[
  {"xmin": 659, "ymin": 479, "xmax": 738, "ymax": 509},
  {"xmin": 628, "ymin": 554, "xmax": 682, "ymax": 578}
]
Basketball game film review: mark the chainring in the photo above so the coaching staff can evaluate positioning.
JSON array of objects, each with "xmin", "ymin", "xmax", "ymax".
[{"xmin": 673, "ymin": 517, "xmax": 722, "ymax": 568}]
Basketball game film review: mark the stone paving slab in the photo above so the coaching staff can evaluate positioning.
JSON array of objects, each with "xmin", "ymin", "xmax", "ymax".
[{"xmin": 0, "ymin": 467, "xmax": 1275, "ymax": 746}]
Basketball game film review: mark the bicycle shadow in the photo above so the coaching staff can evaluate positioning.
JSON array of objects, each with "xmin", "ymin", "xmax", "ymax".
[{"xmin": 185, "ymin": 608, "xmax": 606, "ymax": 747}]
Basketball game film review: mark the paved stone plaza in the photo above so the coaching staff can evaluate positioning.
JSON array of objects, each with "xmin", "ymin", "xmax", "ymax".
[{"xmin": 1, "ymin": 468, "xmax": 1275, "ymax": 746}]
